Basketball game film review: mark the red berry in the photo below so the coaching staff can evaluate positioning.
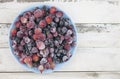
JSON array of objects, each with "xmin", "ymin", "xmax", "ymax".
[
  {"xmin": 32, "ymin": 54, "xmax": 39, "ymax": 62},
  {"xmin": 11, "ymin": 29, "xmax": 17, "ymax": 36},
  {"xmin": 38, "ymin": 33, "xmax": 46, "ymax": 41},
  {"xmin": 50, "ymin": 62, "xmax": 55, "ymax": 70},
  {"xmin": 39, "ymin": 20, "xmax": 46, "ymax": 28},
  {"xmin": 47, "ymin": 33, "xmax": 53, "ymax": 39},
  {"xmin": 26, "ymin": 21, "xmax": 35, "ymax": 29},
  {"xmin": 33, "ymin": 34, "xmax": 38, "ymax": 40},
  {"xmin": 24, "ymin": 56, "xmax": 32, "ymax": 64},
  {"xmin": 34, "ymin": 28, "xmax": 42, "ymax": 34},
  {"xmin": 64, "ymin": 44, "xmax": 71, "ymax": 50},
  {"xmin": 20, "ymin": 57, "xmax": 25, "ymax": 64},
  {"xmin": 50, "ymin": 6, "xmax": 56, "ymax": 14},
  {"xmin": 20, "ymin": 16, "xmax": 27, "ymax": 24},
  {"xmin": 15, "ymin": 21, "xmax": 21, "ymax": 28},
  {"xmin": 47, "ymin": 57, "xmax": 52, "ymax": 63},
  {"xmin": 45, "ymin": 16, "xmax": 52, "ymax": 24}
]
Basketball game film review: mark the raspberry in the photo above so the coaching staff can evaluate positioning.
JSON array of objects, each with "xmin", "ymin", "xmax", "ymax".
[
  {"xmin": 45, "ymin": 16, "xmax": 52, "ymax": 24},
  {"xmin": 11, "ymin": 29, "xmax": 17, "ymax": 36},
  {"xmin": 50, "ymin": 6, "xmax": 56, "ymax": 14}
]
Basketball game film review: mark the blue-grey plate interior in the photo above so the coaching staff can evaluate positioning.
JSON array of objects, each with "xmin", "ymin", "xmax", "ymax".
[{"xmin": 8, "ymin": 4, "xmax": 78, "ymax": 74}]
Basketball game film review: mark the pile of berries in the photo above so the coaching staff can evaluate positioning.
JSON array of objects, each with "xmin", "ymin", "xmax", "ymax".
[{"xmin": 10, "ymin": 5, "xmax": 76, "ymax": 73}]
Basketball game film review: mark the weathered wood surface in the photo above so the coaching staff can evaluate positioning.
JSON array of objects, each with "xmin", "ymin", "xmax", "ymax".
[
  {"xmin": 0, "ymin": 0, "xmax": 120, "ymax": 79},
  {"xmin": 0, "ymin": 1, "xmax": 119, "ymax": 23},
  {"xmin": 1, "ymin": 72, "xmax": 120, "ymax": 79}
]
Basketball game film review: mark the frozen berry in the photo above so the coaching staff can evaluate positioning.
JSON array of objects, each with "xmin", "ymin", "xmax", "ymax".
[
  {"xmin": 38, "ymin": 65, "xmax": 44, "ymax": 73},
  {"xmin": 34, "ymin": 9, "xmax": 43, "ymax": 18},
  {"xmin": 31, "ymin": 47, "xmax": 38, "ymax": 53},
  {"xmin": 32, "ymin": 54, "xmax": 39, "ymax": 62},
  {"xmin": 36, "ymin": 40, "xmax": 45, "ymax": 50},
  {"xmin": 56, "ymin": 11, "xmax": 63, "ymax": 18},
  {"xmin": 47, "ymin": 57, "xmax": 52, "ymax": 63},
  {"xmin": 50, "ymin": 27, "xmax": 56, "ymax": 33},
  {"xmin": 18, "ymin": 45, "xmax": 23, "ymax": 51},
  {"xmin": 40, "ymin": 58, "xmax": 47, "ymax": 65},
  {"xmin": 50, "ymin": 6, "xmax": 56, "ymax": 14},
  {"xmin": 33, "ymin": 34, "xmax": 38, "ymax": 40},
  {"xmin": 50, "ymin": 62, "xmax": 55, "ymax": 70},
  {"xmin": 54, "ymin": 17, "xmax": 59, "ymax": 23},
  {"xmin": 39, "ymin": 20, "xmax": 46, "ymax": 28},
  {"xmin": 64, "ymin": 44, "xmax": 71, "ymax": 50},
  {"xmin": 62, "ymin": 27, "xmax": 67, "ymax": 34},
  {"xmin": 62, "ymin": 56, "xmax": 68, "ymax": 62},
  {"xmin": 53, "ymin": 32, "xmax": 58, "ymax": 37},
  {"xmin": 47, "ymin": 33, "xmax": 53, "ymax": 39},
  {"xmin": 17, "ymin": 31, "xmax": 23, "ymax": 38},
  {"xmin": 15, "ymin": 21, "xmax": 21, "ymax": 28},
  {"xmin": 11, "ymin": 29, "xmax": 17, "ymax": 36},
  {"xmin": 45, "ymin": 16, "xmax": 52, "ymax": 24},
  {"xmin": 66, "ymin": 29, "xmax": 72, "ymax": 35},
  {"xmin": 26, "ymin": 21, "xmax": 35, "ymax": 29},
  {"xmin": 34, "ymin": 28, "xmax": 42, "ymax": 34},
  {"xmin": 20, "ymin": 16, "xmax": 27, "ymax": 24},
  {"xmin": 23, "ymin": 37, "xmax": 30, "ymax": 43},
  {"xmin": 24, "ymin": 56, "xmax": 32, "ymax": 64}
]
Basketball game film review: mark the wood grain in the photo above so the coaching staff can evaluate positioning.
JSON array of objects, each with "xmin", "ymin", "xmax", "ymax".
[
  {"xmin": 0, "ymin": 72, "xmax": 120, "ymax": 79},
  {"xmin": 0, "ymin": 1, "xmax": 119, "ymax": 23}
]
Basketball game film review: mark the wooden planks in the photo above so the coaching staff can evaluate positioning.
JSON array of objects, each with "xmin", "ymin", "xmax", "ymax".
[
  {"xmin": 0, "ymin": 72, "xmax": 120, "ymax": 79},
  {"xmin": 1, "ymin": 48, "xmax": 120, "ymax": 72},
  {"xmin": 0, "ymin": 1, "xmax": 120, "ymax": 23}
]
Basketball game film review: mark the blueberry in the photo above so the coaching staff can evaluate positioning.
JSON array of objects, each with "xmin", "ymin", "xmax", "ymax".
[
  {"xmin": 31, "ymin": 47, "xmax": 38, "ymax": 53},
  {"xmin": 54, "ymin": 17, "xmax": 59, "ymax": 23},
  {"xmin": 59, "ymin": 20, "xmax": 64, "ymax": 26},
  {"xmin": 62, "ymin": 27, "xmax": 67, "ymax": 34}
]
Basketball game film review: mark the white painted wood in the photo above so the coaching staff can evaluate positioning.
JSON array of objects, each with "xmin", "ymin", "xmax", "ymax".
[
  {"xmin": 0, "ymin": 1, "xmax": 119, "ymax": 23},
  {"xmin": 0, "ymin": 72, "xmax": 120, "ymax": 79},
  {"xmin": 0, "ymin": 48, "xmax": 120, "ymax": 72}
]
